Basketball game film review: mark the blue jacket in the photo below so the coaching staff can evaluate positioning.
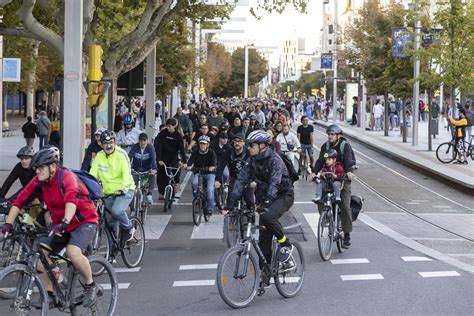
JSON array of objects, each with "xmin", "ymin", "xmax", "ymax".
[{"xmin": 128, "ymin": 143, "xmax": 157, "ymax": 171}]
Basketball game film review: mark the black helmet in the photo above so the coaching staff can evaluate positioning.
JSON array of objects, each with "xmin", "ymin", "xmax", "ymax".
[
  {"xmin": 17, "ymin": 146, "xmax": 35, "ymax": 158},
  {"xmin": 326, "ymin": 124, "xmax": 342, "ymax": 134},
  {"xmin": 30, "ymin": 146, "xmax": 60, "ymax": 168},
  {"xmin": 323, "ymin": 149, "xmax": 338, "ymax": 159},
  {"xmin": 100, "ymin": 130, "xmax": 116, "ymax": 143},
  {"xmin": 219, "ymin": 121, "xmax": 230, "ymax": 131}
]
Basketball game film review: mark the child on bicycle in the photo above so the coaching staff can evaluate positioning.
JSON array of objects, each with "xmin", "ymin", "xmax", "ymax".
[{"xmin": 312, "ymin": 149, "xmax": 344, "ymax": 204}]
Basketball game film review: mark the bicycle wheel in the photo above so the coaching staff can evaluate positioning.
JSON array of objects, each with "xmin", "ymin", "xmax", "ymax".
[
  {"xmin": 223, "ymin": 214, "xmax": 241, "ymax": 248},
  {"xmin": 121, "ymin": 217, "xmax": 146, "ymax": 268},
  {"xmin": 70, "ymin": 255, "xmax": 118, "ymax": 316},
  {"xmin": 302, "ymin": 154, "xmax": 308, "ymax": 180},
  {"xmin": 132, "ymin": 189, "xmax": 142, "ymax": 218},
  {"xmin": 436, "ymin": 142, "xmax": 456, "ymax": 163},
  {"xmin": 216, "ymin": 244, "xmax": 259, "ymax": 309},
  {"xmin": 275, "ymin": 240, "xmax": 305, "ymax": 298},
  {"xmin": 140, "ymin": 189, "xmax": 149, "ymax": 225},
  {"xmin": 192, "ymin": 197, "xmax": 202, "ymax": 226},
  {"xmin": 163, "ymin": 186, "xmax": 171, "ymax": 213},
  {"xmin": 317, "ymin": 211, "xmax": 334, "ymax": 261},
  {"xmin": 0, "ymin": 238, "xmax": 24, "ymax": 299},
  {"xmin": 0, "ymin": 264, "xmax": 48, "ymax": 314},
  {"xmin": 91, "ymin": 225, "xmax": 110, "ymax": 277},
  {"xmin": 336, "ymin": 210, "xmax": 344, "ymax": 254}
]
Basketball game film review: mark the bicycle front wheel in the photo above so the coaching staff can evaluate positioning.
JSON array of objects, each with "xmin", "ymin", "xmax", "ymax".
[
  {"xmin": 0, "ymin": 263, "xmax": 48, "ymax": 314},
  {"xmin": 121, "ymin": 217, "xmax": 146, "ymax": 268},
  {"xmin": 436, "ymin": 142, "xmax": 456, "ymax": 163},
  {"xmin": 192, "ymin": 197, "xmax": 202, "ymax": 226},
  {"xmin": 216, "ymin": 244, "xmax": 259, "ymax": 309},
  {"xmin": 317, "ymin": 211, "xmax": 334, "ymax": 261},
  {"xmin": 91, "ymin": 225, "xmax": 110, "ymax": 277},
  {"xmin": 275, "ymin": 241, "xmax": 305, "ymax": 298},
  {"xmin": 223, "ymin": 214, "xmax": 241, "ymax": 248},
  {"xmin": 70, "ymin": 255, "xmax": 118, "ymax": 316},
  {"xmin": 336, "ymin": 210, "xmax": 344, "ymax": 254},
  {"xmin": 132, "ymin": 189, "xmax": 142, "ymax": 218},
  {"xmin": 164, "ymin": 186, "xmax": 172, "ymax": 213}
]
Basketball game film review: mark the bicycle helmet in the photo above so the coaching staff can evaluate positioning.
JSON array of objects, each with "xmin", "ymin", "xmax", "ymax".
[
  {"xmin": 94, "ymin": 127, "xmax": 106, "ymax": 136},
  {"xmin": 17, "ymin": 146, "xmax": 35, "ymax": 158},
  {"xmin": 326, "ymin": 124, "xmax": 342, "ymax": 134},
  {"xmin": 123, "ymin": 114, "xmax": 134, "ymax": 125},
  {"xmin": 323, "ymin": 149, "xmax": 338, "ymax": 159},
  {"xmin": 100, "ymin": 130, "xmax": 116, "ymax": 143},
  {"xmin": 246, "ymin": 130, "xmax": 270, "ymax": 145},
  {"xmin": 198, "ymin": 135, "xmax": 210, "ymax": 144},
  {"xmin": 30, "ymin": 146, "xmax": 60, "ymax": 168}
]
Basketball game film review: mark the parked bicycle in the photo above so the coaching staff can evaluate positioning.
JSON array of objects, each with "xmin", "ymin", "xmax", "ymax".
[
  {"xmin": 162, "ymin": 164, "xmax": 182, "ymax": 213},
  {"xmin": 191, "ymin": 168, "xmax": 213, "ymax": 226},
  {"xmin": 216, "ymin": 207, "xmax": 305, "ymax": 309},
  {"xmin": 436, "ymin": 135, "xmax": 473, "ymax": 164},
  {"xmin": 131, "ymin": 170, "xmax": 153, "ymax": 224},
  {"xmin": 315, "ymin": 172, "xmax": 347, "ymax": 261},
  {"xmin": 0, "ymin": 225, "xmax": 117, "ymax": 315}
]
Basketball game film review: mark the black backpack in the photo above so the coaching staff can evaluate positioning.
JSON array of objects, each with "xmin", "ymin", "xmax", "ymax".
[{"xmin": 278, "ymin": 152, "xmax": 299, "ymax": 183}]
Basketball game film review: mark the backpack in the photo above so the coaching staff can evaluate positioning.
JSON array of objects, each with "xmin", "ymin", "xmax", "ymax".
[
  {"xmin": 465, "ymin": 111, "xmax": 474, "ymax": 127},
  {"xmin": 322, "ymin": 140, "xmax": 356, "ymax": 166},
  {"xmin": 278, "ymin": 152, "xmax": 299, "ymax": 183},
  {"xmin": 389, "ymin": 102, "xmax": 397, "ymax": 113},
  {"xmin": 58, "ymin": 168, "xmax": 103, "ymax": 200}
]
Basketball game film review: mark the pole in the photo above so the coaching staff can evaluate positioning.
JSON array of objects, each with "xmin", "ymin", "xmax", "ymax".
[
  {"xmin": 145, "ymin": 47, "xmax": 156, "ymax": 138},
  {"xmin": 361, "ymin": 76, "xmax": 366, "ymax": 130},
  {"xmin": 244, "ymin": 45, "xmax": 249, "ymax": 98},
  {"xmin": 63, "ymin": 0, "xmax": 83, "ymax": 168},
  {"xmin": 402, "ymin": 100, "xmax": 407, "ymax": 143},
  {"xmin": 0, "ymin": 14, "xmax": 3, "ymax": 140},
  {"xmin": 91, "ymin": 106, "xmax": 96, "ymax": 137},
  {"xmin": 332, "ymin": 0, "xmax": 338, "ymax": 122},
  {"xmin": 412, "ymin": 18, "xmax": 421, "ymax": 146}
]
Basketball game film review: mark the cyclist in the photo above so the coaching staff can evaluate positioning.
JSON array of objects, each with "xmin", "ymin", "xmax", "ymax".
[
  {"xmin": 312, "ymin": 124, "xmax": 356, "ymax": 248},
  {"xmin": 188, "ymin": 124, "xmax": 213, "ymax": 150},
  {"xmin": 129, "ymin": 132, "xmax": 157, "ymax": 204},
  {"xmin": 448, "ymin": 108, "xmax": 469, "ymax": 164},
  {"xmin": 208, "ymin": 106, "xmax": 224, "ymax": 128},
  {"xmin": 215, "ymin": 133, "xmax": 255, "ymax": 208},
  {"xmin": 186, "ymin": 135, "xmax": 217, "ymax": 217},
  {"xmin": 2, "ymin": 146, "xmax": 99, "ymax": 307},
  {"xmin": 116, "ymin": 113, "xmax": 141, "ymax": 153},
  {"xmin": 90, "ymin": 130, "xmax": 136, "ymax": 242},
  {"xmin": 0, "ymin": 146, "xmax": 36, "ymax": 198},
  {"xmin": 226, "ymin": 130, "xmax": 295, "ymax": 285},
  {"xmin": 81, "ymin": 127, "xmax": 106, "ymax": 171},
  {"xmin": 297, "ymin": 115, "xmax": 315, "ymax": 175},
  {"xmin": 276, "ymin": 124, "xmax": 301, "ymax": 170},
  {"xmin": 174, "ymin": 106, "xmax": 193, "ymax": 147},
  {"xmin": 154, "ymin": 118, "xmax": 186, "ymax": 199}
]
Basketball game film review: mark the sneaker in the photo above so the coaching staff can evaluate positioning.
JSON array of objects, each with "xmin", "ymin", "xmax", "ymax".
[
  {"xmin": 343, "ymin": 233, "xmax": 351, "ymax": 249},
  {"xmin": 123, "ymin": 227, "xmax": 136, "ymax": 242},
  {"xmin": 277, "ymin": 245, "xmax": 294, "ymax": 263},
  {"xmin": 82, "ymin": 283, "xmax": 98, "ymax": 308},
  {"xmin": 146, "ymin": 194, "xmax": 153, "ymax": 204},
  {"xmin": 312, "ymin": 197, "xmax": 322, "ymax": 204},
  {"xmin": 260, "ymin": 269, "xmax": 271, "ymax": 288}
]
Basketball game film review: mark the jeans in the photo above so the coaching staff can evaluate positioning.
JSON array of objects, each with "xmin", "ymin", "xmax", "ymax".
[
  {"xmin": 39, "ymin": 135, "xmax": 48, "ymax": 149},
  {"xmin": 389, "ymin": 113, "xmax": 395, "ymax": 130},
  {"xmin": 466, "ymin": 126, "xmax": 472, "ymax": 140},
  {"xmin": 103, "ymin": 190, "xmax": 133, "ymax": 231},
  {"xmin": 375, "ymin": 117, "xmax": 383, "ymax": 130},
  {"xmin": 25, "ymin": 138, "xmax": 34, "ymax": 147},
  {"xmin": 192, "ymin": 173, "xmax": 215, "ymax": 212},
  {"xmin": 315, "ymin": 180, "xmax": 341, "ymax": 200}
]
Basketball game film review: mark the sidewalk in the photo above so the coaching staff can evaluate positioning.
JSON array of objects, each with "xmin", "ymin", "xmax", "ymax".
[{"xmin": 313, "ymin": 118, "xmax": 474, "ymax": 192}]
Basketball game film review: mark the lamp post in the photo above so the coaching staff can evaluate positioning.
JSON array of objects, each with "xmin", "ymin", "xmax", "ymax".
[{"xmin": 411, "ymin": 1, "xmax": 421, "ymax": 147}]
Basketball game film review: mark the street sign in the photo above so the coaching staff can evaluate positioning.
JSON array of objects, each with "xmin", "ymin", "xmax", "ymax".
[
  {"xmin": 392, "ymin": 27, "xmax": 412, "ymax": 58},
  {"xmin": 321, "ymin": 54, "xmax": 333, "ymax": 69},
  {"xmin": 3, "ymin": 58, "xmax": 21, "ymax": 82},
  {"xmin": 65, "ymin": 71, "xmax": 79, "ymax": 81}
]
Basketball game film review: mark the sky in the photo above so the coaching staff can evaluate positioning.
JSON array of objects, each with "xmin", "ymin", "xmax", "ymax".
[{"xmin": 215, "ymin": 0, "xmax": 325, "ymax": 66}]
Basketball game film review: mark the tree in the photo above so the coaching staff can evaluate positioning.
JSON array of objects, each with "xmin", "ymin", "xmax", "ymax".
[{"xmin": 203, "ymin": 43, "xmax": 231, "ymax": 97}]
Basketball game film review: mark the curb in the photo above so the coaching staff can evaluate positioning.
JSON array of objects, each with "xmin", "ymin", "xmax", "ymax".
[{"xmin": 312, "ymin": 120, "xmax": 474, "ymax": 193}]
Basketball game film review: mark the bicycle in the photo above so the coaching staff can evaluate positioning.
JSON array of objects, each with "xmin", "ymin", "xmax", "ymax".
[
  {"xmin": 91, "ymin": 194, "xmax": 145, "ymax": 273},
  {"xmin": 299, "ymin": 147, "xmax": 313, "ymax": 181},
  {"xmin": 222, "ymin": 200, "xmax": 248, "ymax": 248},
  {"xmin": 131, "ymin": 170, "xmax": 152, "ymax": 224},
  {"xmin": 162, "ymin": 164, "xmax": 181, "ymax": 213},
  {"xmin": 191, "ymin": 168, "xmax": 212, "ymax": 226},
  {"xmin": 436, "ymin": 133, "xmax": 473, "ymax": 164},
  {"xmin": 0, "ymin": 225, "xmax": 117, "ymax": 315},
  {"xmin": 216, "ymin": 207, "xmax": 305, "ymax": 309},
  {"xmin": 315, "ymin": 172, "xmax": 346, "ymax": 261},
  {"xmin": 215, "ymin": 179, "xmax": 229, "ymax": 211}
]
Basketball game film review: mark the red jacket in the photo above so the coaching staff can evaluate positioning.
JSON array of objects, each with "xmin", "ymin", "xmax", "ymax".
[
  {"xmin": 13, "ymin": 168, "xmax": 98, "ymax": 232},
  {"xmin": 321, "ymin": 162, "xmax": 345, "ymax": 178}
]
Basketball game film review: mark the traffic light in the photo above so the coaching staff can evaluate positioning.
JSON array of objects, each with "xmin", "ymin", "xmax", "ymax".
[{"xmin": 88, "ymin": 45, "xmax": 103, "ymax": 107}]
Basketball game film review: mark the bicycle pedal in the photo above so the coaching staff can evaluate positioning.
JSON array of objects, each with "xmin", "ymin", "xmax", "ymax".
[{"xmin": 257, "ymin": 288, "xmax": 266, "ymax": 296}]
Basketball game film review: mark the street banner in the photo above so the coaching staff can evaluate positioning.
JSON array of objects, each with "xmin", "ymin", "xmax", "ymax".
[
  {"xmin": 422, "ymin": 28, "xmax": 441, "ymax": 47},
  {"xmin": 321, "ymin": 53, "xmax": 333, "ymax": 69},
  {"xmin": 392, "ymin": 27, "xmax": 412, "ymax": 58},
  {"xmin": 3, "ymin": 58, "xmax": 21, "ymax": 82}
]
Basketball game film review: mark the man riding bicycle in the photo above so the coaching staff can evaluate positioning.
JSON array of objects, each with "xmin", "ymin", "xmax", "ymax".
[
  {"xmin": 226, "ymin": 130, "xmax": 295, "ymax": 286},
  {"xmin": 297, "ymin": 115, "xmax": 315, "ymax": 175},
  {"xmin": 90, "ymin": 130, "xmax": 136, "ymax": 242},
  {"xmin": 276, "ymin": 124, "xmax": 301, "ymax": 171},
  {"xmin": 2, "ymin": 146, "xmax": 99, "ymax": 307},
  {"xmin": 116, "ymin": 114, "xmax": 141, "ymax": 153}
]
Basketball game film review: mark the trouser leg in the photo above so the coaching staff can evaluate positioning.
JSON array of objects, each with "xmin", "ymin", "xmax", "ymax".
[
  {"xmin": 205, "ymin": 174, "xmax": 215, "ymax": 212},
  {"xmin": 340, "ymin": 180, "xmax": 352, "ymax": 233}
]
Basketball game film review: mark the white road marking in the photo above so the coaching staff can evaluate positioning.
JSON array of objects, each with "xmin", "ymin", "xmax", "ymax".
[
  {"xmin": 447, "ymin": 253, "xmax": 474, "ymax": 258},
  {"xmin": 411, "ymin": 200, "xmax": 429, "ymax": 203},
  {"xmin": 175, "ymin": 202, "xmax": 192, "ymax": 206},
  {"xmin": 340, "ymin": 274, "xmax": 384, "ymax": 281},
  {"xmin": 174, "ymin": 171, "xmax": 192, "ymax": 199},
  {"xmin": 179, "ymin": 264, "xmax": 218, "ymax": 270},
  {"xmin": 433, "ymin": 205, "xmax": 451, "ymax": 208},
  {"xmin": 364, "ymin": 212, "xmax": 405, "ymax": 215},
  {"xmin": 411, "ymin": 237, "xmax": 464, "ymax": 241},
  {"xmin": 303, "ymin": 213, "xmax": 320, "ymax": 238},
  {"xmin": 270, "ymin": 277, "xmax": 301, "ymax": 283},
  {"xmin": 115, "ymin": 267, "xmax": 141, "ymax": 273},
  {"xmin": 294, "ymin": 201, "xmax": 316, "ymax": 205},
  {"xmin": 405, "ymin": 202, "xmax": 420, "ymax": 205},
  {"xmin": 418, "ymin": 271, "xmax": 460, "ymax": 278},
  {"xmin": 172, "ymin": 280, "xmax": 215, "ymax": 287},
  {"xmin": 144, "ymin": 215, "xmax": 172, "ymax": 239},
  {"xmin": 331, "ymin": 258, "xmax": 370, "ymax": 264},
  {"xmin": 100, "ymin": 283, "xmax": 130, "ymax": 290},
  {"xmin": 190, "ymin": 215, "xmax": 224, "ymax": 239},
  {"xmin": 401, "ymin": 256, "xmax": 433, "ymax": 262}
]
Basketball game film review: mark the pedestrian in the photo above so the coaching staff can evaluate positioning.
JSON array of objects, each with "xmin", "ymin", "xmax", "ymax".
[
  {"xmin": 21, "ymin": 116, "xmax": 37, "ymax": 147},
  {"xmin": 350, "ymin": 96, "xmax": 358, "ymax": 125},
  {"xmin": 388, "ymin": 97, "xmax": 397, "ymax": 131},
  {"xmin": 464, "ymin": 101, "xmax": 473, "ymax": 140},
  {"xmin": 419, "ymin": 100, "xmax": 427, "ymax": 122},
  {"xmin": 48, "ymin": 130, "xmax": 61, "ymax": 148},
  {"xmin": 373, "ymin": 100, "xmax": 384, "ymax": 131},
  {"xmin": 36, "ymin": 110, "xmax": 51, "ymax": 150}
]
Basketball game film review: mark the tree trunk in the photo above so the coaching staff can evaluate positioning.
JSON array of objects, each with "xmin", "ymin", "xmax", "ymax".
[
  {"xmin": 384, "ymin": 90, "xmax": 389, "ymax": 136},
  {"xmin": 427, "ymin": 89, "xmax": 433, "ymax": 151}
]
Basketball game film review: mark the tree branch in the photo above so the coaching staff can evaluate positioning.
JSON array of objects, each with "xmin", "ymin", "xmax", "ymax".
[
  {"xmin": 0, "ymin": 26, "xmax": 43, "ymax": 41},
  {"xmin": 18, "ymin": 0, "xmax": 64, "ymax": 58},
  {"xmin": 83, "ymin": 0, "xmax": 96, "ymax": 42},
  {"xmin": 0, "ymin": 0, "xmax": 13, "ymax": 8}
]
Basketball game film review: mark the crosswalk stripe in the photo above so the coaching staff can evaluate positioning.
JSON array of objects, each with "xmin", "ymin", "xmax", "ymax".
[
  {"xmin": 340, "ymin": 274, "xmax": 384, "ymax": 281},
  {"xmin": 115, "ymin": 267, "xmax": 141, "ymax": 273},
  {"xmin": 418, "ymin": 271, "xmax": 460, "ymax": 278},
  {"xmin": 331, "ymin": 258, "xmax": 369, "ymax": 264},
  {"xmin": 303, "ymin": 213, "xmax": 320, "ymax": 238},
  {"xmin": 270, "ymin": 277, "xmax": 301, "ymax": 284},
  {"xmin": 144, "ymin": 214, "xmax": 172, "ymax": 240},
  {"xmin": 401, "ymin": 256, "xmax": 433, "ymax": 262},
  {"xmin": 0, "ymin": 283, "xmax": 131, "ymax": 292},
  {"xmin": 172, "ymin": 280, "xmax": 215, "ymax": 287},
  {"xmin": 179, "ymin": 264, "xmax": 218, "ymax": 270},
  {"xmin": 190, "ymin": 215, "xmax": 224, "ymax": 239}
]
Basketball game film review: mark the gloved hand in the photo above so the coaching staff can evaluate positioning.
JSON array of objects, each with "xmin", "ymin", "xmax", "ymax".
[
  {"xmin": 49, "ymin": 221, "xmax": 68, "ymax": 236},
  {"xmin": 2, "ymin": 223, "xmax": 13, "ymax": 236}
]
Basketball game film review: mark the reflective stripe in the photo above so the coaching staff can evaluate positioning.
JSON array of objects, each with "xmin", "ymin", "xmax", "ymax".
[{"xmin": 278, "ymin": 235, "xmax": 287, "ymax": 244}]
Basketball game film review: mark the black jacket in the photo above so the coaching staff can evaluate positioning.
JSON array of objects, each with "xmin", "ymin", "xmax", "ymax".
[
  {"xmin": 215, "ymin": 148, "xmax": 250, "ymax": 182},
  {"xmin": 227, "ymin": 147, "xmax": 293, "ymax": 208},
  {"xmin": 313, "ymin": 137, "xmax": 356, "ymax": 173},
  {"xmin": 187, "ymin": 148, "xmax": 217, "ymax": 173},
  {"xmin": 210, "ymin": 140, "xmax": 231, "ymax": 161},
  {"xmin": 154, "ymin": 129, "xmax": 186, "ymax": 164},
  {"xmin": 0, "ymin": 162, "xmax": 36, "ymax": 198},
  {"xmin": 22, "ymin": 122, "xmax": 37, "ymax": 139},
  {"xmin": 80, "ymin": 141, "xmax": 103, "ymax": 171}
]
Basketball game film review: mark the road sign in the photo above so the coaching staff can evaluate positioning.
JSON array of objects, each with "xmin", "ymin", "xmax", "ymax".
[{"xmin": 3, "ymin": 58, "xmax": 21, "ymax": 82}]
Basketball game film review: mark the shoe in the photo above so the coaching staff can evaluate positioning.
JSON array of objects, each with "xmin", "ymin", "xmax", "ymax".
[
  {"xmin": 260, "ymin": 270, "xmax": 271, "ymax": 288},
  {"xmin": 343, "ymin": 233, "xmax": 351, "ymax": 249},
  {"xmin": 146, "ymin": 194, "xmax": 153, "ymax": 204},
  {"xmin": 312, "ymin": 197, "xmax": 322, "ymax": 204},
  {"xmin": 82, "ymin": 283, "xmax": 98, "ymax": 308},
  {"xmin": 453, "ymin": 160, "xmax": 468, "ymax": 165},
  {"xmin": 277, "ymin": 245, "xmax": 294, "ymax": 263},
  {"xmin": 123, "ymin": 227, "xmax": 136, "ymax": 242}
]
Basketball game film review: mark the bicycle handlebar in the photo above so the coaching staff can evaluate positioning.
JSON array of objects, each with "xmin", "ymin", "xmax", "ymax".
[{"xmin": 163, "ymin": 164, "xmax": 182, "ymax": 178}]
